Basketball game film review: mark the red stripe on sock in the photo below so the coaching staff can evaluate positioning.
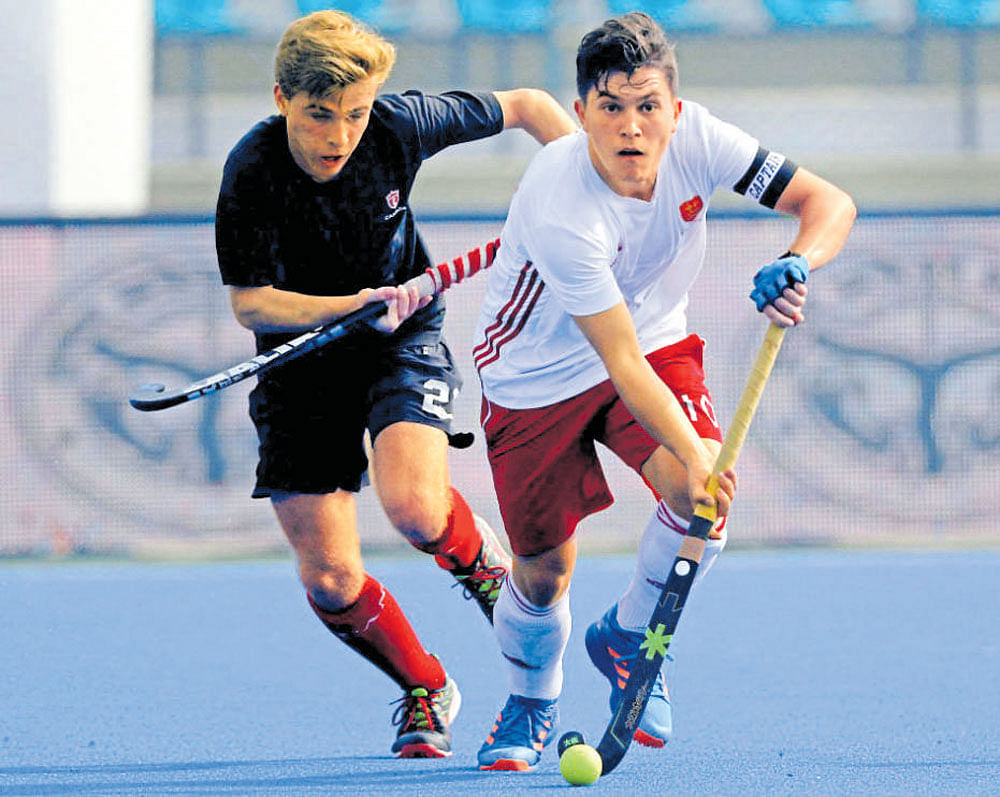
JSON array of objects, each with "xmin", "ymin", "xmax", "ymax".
[
  {"xmin": 656, "ymin": 502, "xmax": 689, "ymax": 535},
  {"xmin": 414, "ymin": 487, "xmax": 480, "ymax": 571},
  {"xmin": 309, "ymin": 575, "xmax": 446, "ymax": 690}
]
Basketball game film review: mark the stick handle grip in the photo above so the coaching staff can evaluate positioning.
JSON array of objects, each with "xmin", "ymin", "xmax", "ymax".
[
  {"xmin": 407, "ymin": 237, "xmax": 500, "ymax": 297},
  {"xmin": 694, "ymin": 323, "xmax": 786, "ymax": 524}
]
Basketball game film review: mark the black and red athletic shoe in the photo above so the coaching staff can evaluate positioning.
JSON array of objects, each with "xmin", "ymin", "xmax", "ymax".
[
  {"xmin": 390, "ymin": 675, "xmax": 461, "ymax": 758},
  {"xmin": 447, "ymin": 515, "xmax": 511, "ymax": 624}
]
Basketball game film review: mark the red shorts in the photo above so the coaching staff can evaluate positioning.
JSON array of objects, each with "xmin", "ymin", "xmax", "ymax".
[{"xmin": 481, "ymin": 334, "xmax": 722, "ymax": 557}]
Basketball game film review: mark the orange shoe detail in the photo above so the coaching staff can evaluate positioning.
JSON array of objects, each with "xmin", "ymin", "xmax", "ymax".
[
  {"xmin": 396, "ymin": 742, "xmax": 452, "ymax": 758},
  {"xmin": 480, "ymin": 759, "xmax": 532, "ymax": 771},
  {"xmin": 634, "ymin": 728, "xmax": 666, "ymax": 748}
]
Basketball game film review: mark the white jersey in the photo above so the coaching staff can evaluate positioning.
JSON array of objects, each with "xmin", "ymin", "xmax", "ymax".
[{"xmin": 473, "ymin": 99, "xmax": 790, "ymax": 409}]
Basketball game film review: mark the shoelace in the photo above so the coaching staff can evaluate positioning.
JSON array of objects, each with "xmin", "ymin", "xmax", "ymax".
[
  {"xmin": 391, "ymin": 687, "xmax": 444, "ymax": 733},
  {"xmin": 452, "ymin": 563, "xmax": 506, "ymax": 603}
]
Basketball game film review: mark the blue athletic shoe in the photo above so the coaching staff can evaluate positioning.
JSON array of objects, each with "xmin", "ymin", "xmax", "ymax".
[
  {"xmin": 477, "ymin": 694, "xmax": 559, "ymax": 771},
  {"xmin": 585, "ymin": 605, "xmax": 672, "ymax": 747}
]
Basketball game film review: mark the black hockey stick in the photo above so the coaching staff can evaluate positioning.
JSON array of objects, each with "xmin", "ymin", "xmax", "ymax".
[
  {"xmin": 594, "ymin": 322, "xmax": 787, "ymax": 775},
  {"xmin": 129, "ymin": 238, "xmax": 500, "ymax": 411}
]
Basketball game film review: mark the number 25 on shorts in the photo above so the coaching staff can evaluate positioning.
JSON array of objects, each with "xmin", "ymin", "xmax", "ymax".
[{"xmin": 422, "ymin": 378, "xmax": 457, "ymax": 420}]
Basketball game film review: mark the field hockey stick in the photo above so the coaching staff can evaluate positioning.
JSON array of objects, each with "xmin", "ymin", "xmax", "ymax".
[
  {"xmin": 594, "ymin": 322, "xmax": 787, "ymax": 775},
  {"xmin": 129, "ymin": 238, "xmax": 500, "ymax": 411}
]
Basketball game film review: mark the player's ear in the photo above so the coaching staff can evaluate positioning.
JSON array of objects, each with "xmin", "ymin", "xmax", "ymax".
[
  {"xmin": 274, "ymin": 83, "xmax": 289, "ymax": 115},
  {"xmin": 573, "ymin": 98, "xmax": 586, "ymax": 126}
]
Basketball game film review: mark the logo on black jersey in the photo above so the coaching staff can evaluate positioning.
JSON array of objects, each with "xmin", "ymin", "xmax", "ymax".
[{"xmin": 385, "ymin": 189, "xmax": 400, "ymax": 210}]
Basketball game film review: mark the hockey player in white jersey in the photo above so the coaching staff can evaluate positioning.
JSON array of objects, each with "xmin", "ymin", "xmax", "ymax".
[{"xmin": 474, "ymin": 11, "xmax": 856, "ymax": 771}]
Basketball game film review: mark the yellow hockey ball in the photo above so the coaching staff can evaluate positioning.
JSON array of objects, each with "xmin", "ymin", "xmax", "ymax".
[{"xmin": 559, "ymin": 742, "xmax": 602, "ymax": 786}]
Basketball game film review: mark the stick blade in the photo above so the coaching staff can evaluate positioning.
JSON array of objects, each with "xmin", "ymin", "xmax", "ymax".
[
  {"xmin": 595, "ymin": 553, "xmax": 701, "ymax": 776},
  {"xmin": 595, "ymin": 709, "xmax": 633, "ymax": 775},
  {"xmin": 129, "ymin": 383, "xmax": 183, "ymax": 412}
]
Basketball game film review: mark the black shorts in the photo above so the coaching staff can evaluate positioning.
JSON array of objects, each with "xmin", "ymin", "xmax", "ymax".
[{"xmin": 248, "ymin": 333, "xmax": 461, "ymax": 498}]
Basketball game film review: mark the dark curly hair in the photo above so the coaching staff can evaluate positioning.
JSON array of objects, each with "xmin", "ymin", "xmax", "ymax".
[{"xmin": 575, "ymin": 11, "xmax": 678, "ymax": 100}]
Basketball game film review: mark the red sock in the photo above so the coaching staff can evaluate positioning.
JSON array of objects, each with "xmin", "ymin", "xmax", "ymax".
[
  {"xmin": 417, "ymin": 487, "xmax": 481, "ymax": 571},
  {"xmin": 308, "ymin": 575, "xmax": 446, "ymax": 690}
]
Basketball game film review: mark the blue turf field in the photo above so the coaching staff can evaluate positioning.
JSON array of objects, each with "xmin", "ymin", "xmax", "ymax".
[{"xmin": 2, "ymin": 549, "xmax": 998, "ymax": 795}]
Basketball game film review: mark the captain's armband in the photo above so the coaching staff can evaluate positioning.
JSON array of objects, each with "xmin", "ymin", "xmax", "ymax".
[{"xmin": 733, "ymin": 146, "xmax": 798, "ymax": 209}]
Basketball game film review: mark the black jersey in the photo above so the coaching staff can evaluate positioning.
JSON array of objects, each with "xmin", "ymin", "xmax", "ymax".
[{"xmin": 215, "ymin": 89, "xmax": 504, "ymax": 355}]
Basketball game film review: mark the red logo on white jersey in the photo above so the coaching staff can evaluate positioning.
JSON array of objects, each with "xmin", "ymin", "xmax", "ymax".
[
  {"xmin": 385, "ymin": 189, "xmax": 400, "ymax": 209},
  {"xmin": 679, "ymin": 195, "xmax": 703, "ymax": 222}
]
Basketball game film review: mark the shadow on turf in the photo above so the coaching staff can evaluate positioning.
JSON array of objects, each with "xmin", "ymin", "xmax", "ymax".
[{"xmin": 0, "ymin": 756, "xmax": 572, "ymax": 794}]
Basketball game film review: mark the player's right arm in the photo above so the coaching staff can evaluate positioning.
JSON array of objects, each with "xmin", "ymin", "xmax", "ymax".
[
  {"xmin": 573, "ymin": 302, "xmax": 735, "ymax": 517},
  {"xmin": 493, "ymin": 88, "xmax": 578, "ymax": 145},
  {"xmin": 229, "ymin": 283, "xmax": 425, "ymax": 335}
]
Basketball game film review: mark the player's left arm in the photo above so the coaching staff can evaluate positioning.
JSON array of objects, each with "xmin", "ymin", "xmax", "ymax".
[
  {"xmin": 776, "ymin": 167, "xmax": 857, "ymax": 272},
  {"xmin": 493, "ymin": 88, "xmax": 578, "ymax": 145},
  {"xmin": 752, "ymin": 168, "xmax": 857, "ymax": 326},
  {"xmin": 573, "ymin": 303, "xmax": 735, "ymax": 518}
]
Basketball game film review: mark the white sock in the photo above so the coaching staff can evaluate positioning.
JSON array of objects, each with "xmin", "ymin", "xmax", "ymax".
[
  {"xmin": 492, "ymin": 576, "xmax": 571, "ymax": 700},
  {"xmin": 615, "ymin": 501, "xmax": 728, "ymax": 633}
]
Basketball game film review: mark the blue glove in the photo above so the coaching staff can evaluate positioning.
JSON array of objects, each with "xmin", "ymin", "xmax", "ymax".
[{"xmin": 749, "ymin": 253, "xmax": 809, "ymax": 312}]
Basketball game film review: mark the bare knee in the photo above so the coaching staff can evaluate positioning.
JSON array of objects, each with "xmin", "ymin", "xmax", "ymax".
[
  {"xmin": 512, "ymin": 541, "xmax": 577, "ymax": 607},
  {"xmin": 271, "ymin": 491, "xmax": 365, "ymax": 610},
  {"xmin": 662, "ymin": 492, "xmax": 694, "ymax": 521},
  {"xmin": 372, "ymin": 422, "xmax": 451, "ymax": 545},
  {"xmin": 642, "ymin": 444, "xmax": 722, "ymax": 521},
  {"xmin": 300, "ymin": 560, "xmax": 365, "ymax": 611},
  {"xmin": 515, "ymin": 572, "xmax": 570, "ymax": 607},
  {"xmin": 381, "ymin": 488, "xmax": 448, "ymax": 547}
]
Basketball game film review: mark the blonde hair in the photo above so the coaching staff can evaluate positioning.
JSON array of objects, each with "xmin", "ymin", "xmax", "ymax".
[{"xmin": 274, "ymin": 10, "xmax": 396, "ymax": 98}]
